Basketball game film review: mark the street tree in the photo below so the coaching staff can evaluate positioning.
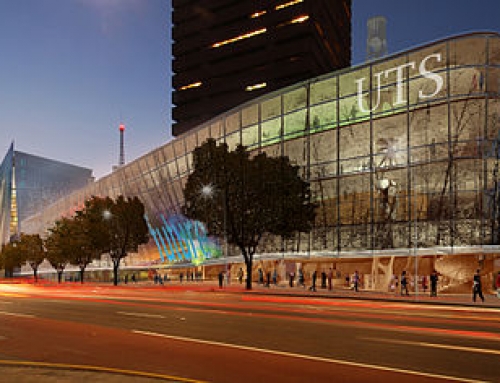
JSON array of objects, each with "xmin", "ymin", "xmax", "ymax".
[
  {"xmin": 183, "ymin": 139, "xmax": 316, "ymax": 290},
  {"xmin": 45, "ymin": 217, "xmax": 73, "ymax": 283},
  {"xmin": 0, "ymin": 241, "xmax": 25, "ymax": 278},
  {"xmin": 100, "ymin": 195, "xmax": 149, "ymax": 286},
  {"xmin": 19, "ymin": 233, "xmax": 46, "ymax": 282},
  {"xmin": 73, "ymin": 197, "xmax": 115, "ymax": 282}
]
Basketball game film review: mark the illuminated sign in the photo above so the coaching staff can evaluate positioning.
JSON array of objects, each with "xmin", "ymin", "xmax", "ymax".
[{"xmin": 356, "ymin": 53, "xmax": 443, "ymax": 113}]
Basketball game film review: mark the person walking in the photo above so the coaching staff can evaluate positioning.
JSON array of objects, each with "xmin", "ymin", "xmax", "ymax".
[
  {"xmin": 272, "ymin": 269, "xmax": 278, "ymax": 286},
  {"xmin": 258, "ymin": 268, "xmax": 264, "ymax": 285},
  {"xmin": 237, "ymin": 268, "xmax": 244, "ymax": 284},
  {"xmin": 421, "ymin": 275, "xmax": 428, "ymax": 293},
  {"xmin": 309, "ymin": 270, "xmax": 317, "ymax": 292},
  {"xmin": 401, "ymin": 270, "xmax": 409, "ymax": 296},
  {"xmin": 289, "ymin": 271, "xmax": 295, "ymax": 287},
  {"xmin": 327, "ymin": 268, "xmax": 333, "ymax": 291},
  {"xmin": 472, "ymin": 269, "xmax": 485, "ymax": 303},
  {"xmin": 430, "ymin": 270, "xmax": 438, "ymax": 297},
  {"xmin": 218, "ymin": 271, "xmax": 224, "ymax": 289},
  {"xmin": 352, "ymin": 270, "xmax": 360, "ymax": 292}
]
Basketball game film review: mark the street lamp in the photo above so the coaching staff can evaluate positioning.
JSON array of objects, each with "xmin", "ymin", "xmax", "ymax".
[{"xmin": 200, "ymin": 184, "xmax": 228, "ymax": 282}]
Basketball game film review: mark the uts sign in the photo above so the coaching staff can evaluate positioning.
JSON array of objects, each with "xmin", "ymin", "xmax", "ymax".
[{"xmin": 356, "ymin": 53, "xmax": 444, "ymax": 113}]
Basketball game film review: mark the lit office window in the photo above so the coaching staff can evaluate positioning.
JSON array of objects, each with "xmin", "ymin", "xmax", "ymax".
[
  {"xmin": 211, "ymin": 28, "xmax": 267, "ymax": 48},
  {"xmin": 290, "ymin": 15, "xmax": 309, "ymax": 24},
  {"xmin": 245, "ymin": 82, "xmax": 267, "ymax": 91},
  {"xmin": 179, "ymin": 81, "xmax": 202, "ymax": 91},
  {"xmin": 275, "ymin": 0, "xmax": 303, "ymax": 10},
  {"xmin": 250, "ymin": 10, "xmax": 266, "ymax": 18}
]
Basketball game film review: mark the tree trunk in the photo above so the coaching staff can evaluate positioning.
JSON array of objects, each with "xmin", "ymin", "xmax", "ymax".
[
  {"xmin": 33, "ymin": 268, "xmax": 38, "ymax": 283},
  {"xmin": 245, "ymin": 259, "xmax": 253, "ymax": 290},
  {"xmin": 113, "ymin": 260, "xmax": 120, "ymax": 286},
  {"xmin": 80, "ymin": 267, "xmax": 85, "ymax": 284},
  {"xmin": 57, "ymin": 270, "xmax": 63, "ymax": 284}
]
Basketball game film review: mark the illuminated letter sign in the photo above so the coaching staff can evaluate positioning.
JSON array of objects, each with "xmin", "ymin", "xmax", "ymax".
[{"xmin": 356, "ymin": 53, "xmax": 443, "ymax": 113}]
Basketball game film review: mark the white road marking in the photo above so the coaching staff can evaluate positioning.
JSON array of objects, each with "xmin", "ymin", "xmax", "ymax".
[
  {"xmin": 0, "ymin": 311, "xmax": 35, "ymax": 318},
  {"xmin": 132, "ymin": 330, "xmax": 485, "ymax": 383},
  {"xmin": 0, "ymin": 301, "xmax": 12, "ymax": 304},
  {"xmin": 360, "ymin": 336, "xmax": 500, "ymax": 356},
  {"xmin": 117, "ymin": 311, "xmax": 165, "ymax": 319}
]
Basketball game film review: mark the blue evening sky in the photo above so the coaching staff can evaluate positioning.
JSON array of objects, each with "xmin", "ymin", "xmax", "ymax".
[{"xmin": 0, "ymin": 0, "xmax": 498, "ymax": 179}]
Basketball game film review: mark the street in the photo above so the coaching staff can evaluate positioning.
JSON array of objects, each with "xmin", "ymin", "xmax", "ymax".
[{"xmin": 1, "ymin": 282, "xmax": 499, "ymax": 382}]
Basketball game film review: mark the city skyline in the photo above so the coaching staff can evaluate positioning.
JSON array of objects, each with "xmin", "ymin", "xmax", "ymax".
[{"xmin": 0, "ymin": 0, "xmax": 499, "ymax": 179}]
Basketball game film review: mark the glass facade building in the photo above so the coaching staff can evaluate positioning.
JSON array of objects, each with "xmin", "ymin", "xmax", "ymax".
[
  {"xmin": 0, "ymin": 144, "xmax": 93, "ymax": 248},
  {"xmin": 21, "ymin": 33, "xmax": 500, "ymax": 286}
]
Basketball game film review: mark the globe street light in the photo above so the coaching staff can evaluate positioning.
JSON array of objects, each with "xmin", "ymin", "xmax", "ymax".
[{"xmin": 200, "ymin": 184, "xmax": 228, "ymax": 282}]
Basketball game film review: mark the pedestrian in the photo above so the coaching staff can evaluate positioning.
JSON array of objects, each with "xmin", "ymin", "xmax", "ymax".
[
  {"xmin": 125, "ymin": 274, "xmax": 129, "ymax": 284},
  {"xmin": 309, "ymin": 270, "xmax": 317, "ymax": 292},
  {"xmin": 496, "ymin": 272, "xmax": 500, "ymax": 299},
  {"xmin": 226, "ymin": 269, "xmax": 231, "ymax": 285},
  {"xmin": 401, "ymin": 270, "xmax": 409, "ymax": 296},
  {"xmin": 345, "ymin": 274, "xmax": 350, "ymax": 287},
  {"xmin": 272, "ymin": 269, "xmax": 278, "ymax": 286},
  {"xmin": 180, "ymin": 272, "xmax": 183, "ymax": 283},
  {"xmin": 131, "ymin": 273, "xmax": 136, "ymax": 283},
  {"xmin": 430, "ymin": 270, "xmax": 438, "ymax": 297},
  {"xmin": 353, "ymin": 270, "xmax": 360, "ymax": 292},
  {"xmin": 289, "ymin": 271, "xmax": 295, "ymax": 287},
  {"xmin": 237, "ymin": 268, "xmax": 244, "ymax": 284},
  {"xmin": 321, "ymin": 271, "xmax": 327, "ymax": 289},
  {"xmin": 258, "ymin": 268, "xmax": 264, "ymax": 285},
  {"xmin": 153, "ymin": 274, "xmax": 158, "ymax": 284},
  {"xmin": 472, "ymin": 269, "xmax": 485, "ymax": 303},
  {"xmin": 327, "ymin": 268, "xmax": 333, "ymax": 291},
  {"xmin": 218, "ymin": 271, "xmax": 224, "ymax": 289}
]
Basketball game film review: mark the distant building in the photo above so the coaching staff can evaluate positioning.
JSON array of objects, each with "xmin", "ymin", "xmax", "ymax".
[
  {"xmin": 172, "ymin": 0, "xmax": 352, "ymax": 136},
  {"xmin": 366, "ymin": 16, "xmax": 388, "ymax": 61},
  {"xmin": 0, "ymin": 143, "xmax": 93, "ymax": 247}
]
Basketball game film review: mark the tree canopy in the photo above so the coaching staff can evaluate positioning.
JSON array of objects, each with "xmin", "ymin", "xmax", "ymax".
[{"xmin": 184, "ymin": 139, "xmax": 316, "ymax": 289}]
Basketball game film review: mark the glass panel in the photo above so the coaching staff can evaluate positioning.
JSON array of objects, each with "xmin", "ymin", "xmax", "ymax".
[
  {"xmin": 185, "ymin": 133, "xmax": 197, "ymax": 153},
  {"xmin": 211, "ymin": 120, "xmax": 224, "ymax": 139},
  {"xmin": 261, "ymin": 96, "xmax": 281, "ymax": 121},
  {"xmin": 339, "ymin": 67, "xmax": 369, "ymax": 98},
  {"xmin": 310, "ymin": 129, "xmax": 337, "ymax": 177},
  {"xmin": 225, "ymin": 131, "xmax": 240, "ymax": 151},
  {"xmin": 162, "ymin": 143, "xmax": 174, "ymax": 162},
  {"xmin": 409, "ymin": 69, "xmax": 446, "ymax": 106},
  {"xmin": 488, "ymin": 36, "xmax": 500, "ymax": 65},
  {"xmin": 261, "ymin": 117, "xmax": 281, "ymax": 145},
  {"xmin": 310, "ymin": 76, "xmax": 337, "ymax": 105},
  {"xmin": 450, "ymin": 67, "xmax": 485, "ymax": 96},
  {"xmin": 242, "ymin": 124, "xmax": 259, "ymax": 147},
  {"xmin": 486, "ymin": 66, "xmax": 500, "ymax": 94},
  {"xmin": 310, "ymin": 100, "xmax": 336, "ymax": 133},
  {"xmin": 174, "ymin": 139, "xmax": 185, "ymax": 158},
  {"xmin": 242, "ymin": 104, "xmax": 259, "ymax": 127},
  {"xmin": 284, "ymin": 109, "xmax": 306, "ymax": 138},
  {"xmin": 339, "ymin": 95, "xmax": 367, "ymax": 125},
  {"xmin": 339, "ymin": 121, "xmax": 370, "ymax": 161},
  {"xmin": 284, "ymin": 87, "xmax": 307, "ymax": 113},
  {"xmin": 197, "ymin": 125, "xmax": 210, "ymax": 146},
  {"xmin": 225, "ymin": 112, "xmax": 240, "ymax": 134},
  {"xmin": 449, "ymin": 37, "xmax": 487, "ymax": 67}
]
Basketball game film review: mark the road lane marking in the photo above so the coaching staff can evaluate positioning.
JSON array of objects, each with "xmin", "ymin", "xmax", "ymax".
[
  {"xmin": 360, "ymin": 336, "xmax": 500, "ymax": 356},
  {"xmin": 117, "ymin": 311, "xmax": 165, "ymax": 319},
  {"xmin": 0, "ymin": 301, "xmax": 12, "ymax": 304},
  {"xmin": 0, "ymin": 311, "xmax": 35, "ymax": 318},
  {"xmin": 0, "ymin": 360, "xmax": 205, "ymax": 382},
  {"xmin": 132, "ymin": 329, "xmax": 485, "ymax": 383}
]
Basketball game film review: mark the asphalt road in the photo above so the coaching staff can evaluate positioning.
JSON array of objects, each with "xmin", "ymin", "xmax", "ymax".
[{"xmin": 1, "ymin": 283, "xmax": 499, "ymax": 382}]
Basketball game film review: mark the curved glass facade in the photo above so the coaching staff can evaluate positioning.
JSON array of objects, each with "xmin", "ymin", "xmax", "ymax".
[{"xmin": 22, "ymin": 32, "xmax": 500, "ymax": 267}]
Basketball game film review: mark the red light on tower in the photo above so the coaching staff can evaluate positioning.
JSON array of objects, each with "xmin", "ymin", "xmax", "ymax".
[
  {"xmin": 119, "ymin": 123, "xmax": 125, "ymax": 132},
  {"xmin": 119, "ymin": 123, "xmax": 125, "ymax": 166}
]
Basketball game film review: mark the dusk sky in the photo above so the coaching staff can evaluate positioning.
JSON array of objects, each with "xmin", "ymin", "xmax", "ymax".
[{"xmin": 0, "ymin": 0, "xmax": 499, "ymax": 179}]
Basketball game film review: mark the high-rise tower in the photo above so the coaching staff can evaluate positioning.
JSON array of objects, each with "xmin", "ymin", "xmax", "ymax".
[
  {"xmin": 119, "ymin": 123, "xmax": 125, "ymax": 166},
  {"xmin": 172, "ymin": 0, "xmax": 352, "ymax": 136},
  {"xmin": 366, "ymin": 16, "xmax": 388, "ymax": 61}
]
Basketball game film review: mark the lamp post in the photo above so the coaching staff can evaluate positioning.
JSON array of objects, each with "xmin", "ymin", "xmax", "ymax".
[{"xmin": 201, "ymin": 184, "xmax": 228, "ymax": 281}]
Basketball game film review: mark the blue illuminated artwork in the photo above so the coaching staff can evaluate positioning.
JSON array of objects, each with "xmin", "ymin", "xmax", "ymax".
[{"xmin": 146, "ymin": 214, "xmax": 221, "ymax": 265}]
